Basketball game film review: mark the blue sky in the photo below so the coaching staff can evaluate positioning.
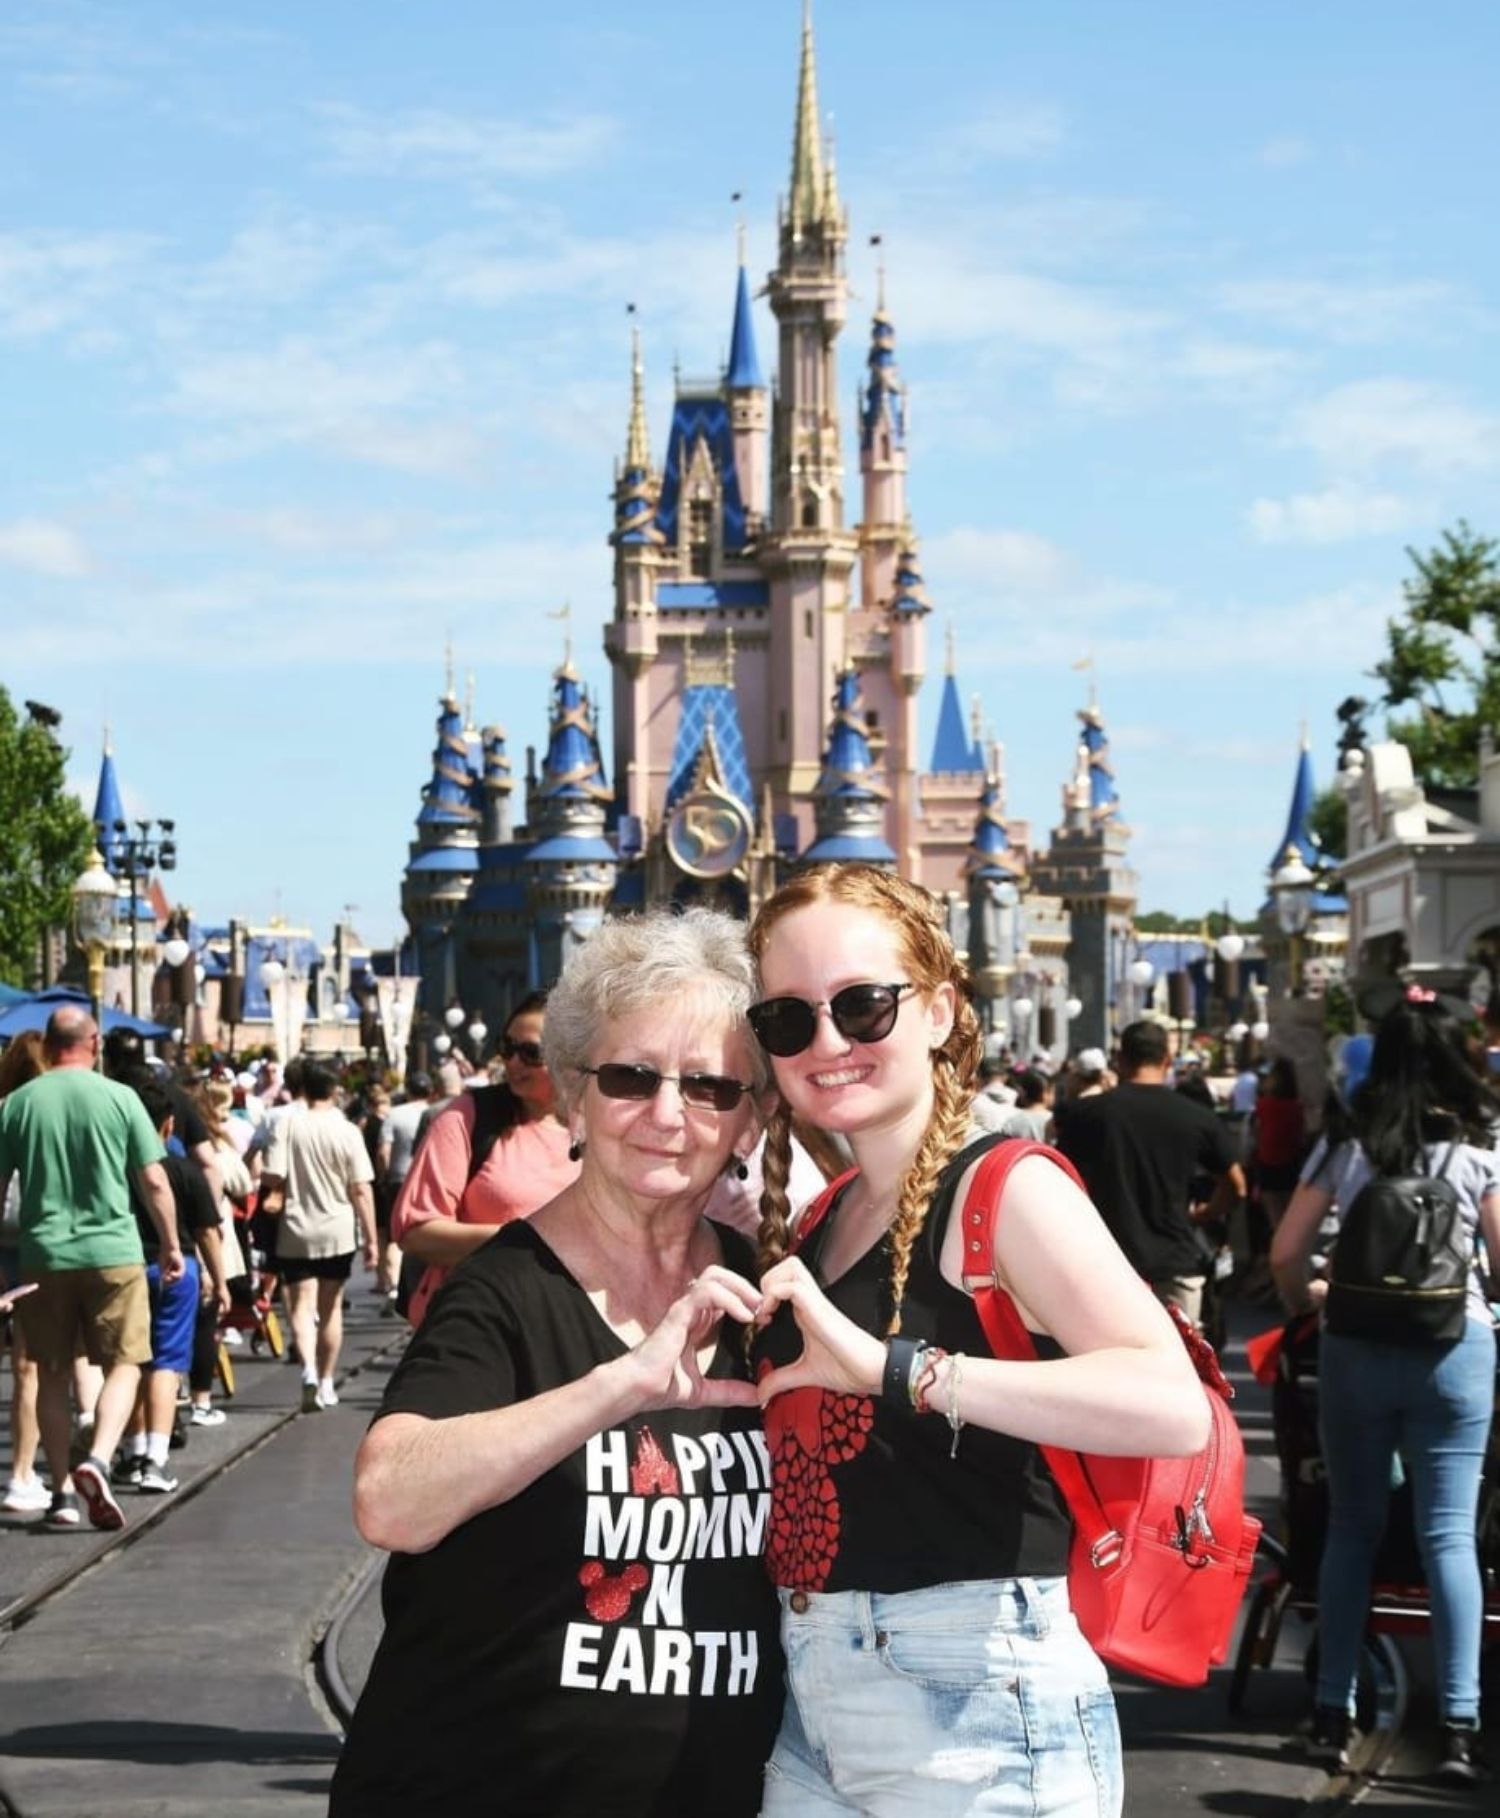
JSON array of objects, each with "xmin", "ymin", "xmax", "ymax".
[{"xmin": 4, "ymin": 0, "xmax": 1497, "ymax": 948}]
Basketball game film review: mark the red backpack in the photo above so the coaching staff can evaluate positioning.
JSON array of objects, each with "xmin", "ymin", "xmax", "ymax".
[
  {"xmin": 960, "ymin": 1140, "xmax": 1260, "ymax": 1687},
  {"xmin": 792, "ymin": 1138, "xmax": 1260, "ymax": 1687}
]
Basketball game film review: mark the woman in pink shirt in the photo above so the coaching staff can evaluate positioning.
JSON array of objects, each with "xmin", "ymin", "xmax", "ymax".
[{"xmin": 393, "ymin": 994, "xmax": 578, "ymax": 1325}]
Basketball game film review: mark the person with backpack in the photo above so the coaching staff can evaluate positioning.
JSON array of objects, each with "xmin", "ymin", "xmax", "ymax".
[
  {"xmin": 1271, "ymin": 987, "xmax": 1500, "ymax": 1784},
  {"xmin": 391, "ymin": 992, "xmax": 578, "ymax": 1327},
  {"xmin": 747, "ymin": 865, "xmax": 1210, "ymax": 1817}
]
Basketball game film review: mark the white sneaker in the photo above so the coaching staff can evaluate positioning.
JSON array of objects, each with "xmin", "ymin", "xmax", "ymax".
[
  {"xmin": 189, "ymin": 1405, "xmax": 227, "ymax": 1427},
  {"xmin": 3, "ymin": 1474, "xmax": 50, "ymax": 1514},
  {"xmin": 317, "ymin": 1380, "xmax": 339, "ymax": 1408},
  {"xmin": 221, "ymin": 1328, "xmax": 245, "ymax": 1348}
]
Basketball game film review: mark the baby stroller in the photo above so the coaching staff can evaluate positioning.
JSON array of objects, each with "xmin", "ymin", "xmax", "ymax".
[{"xmin": 1230, "ymin": 1314, "xmax": 1500, "ymax": 1712}]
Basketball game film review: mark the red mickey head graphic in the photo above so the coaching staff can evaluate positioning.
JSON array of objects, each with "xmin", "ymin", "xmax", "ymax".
[
  {"xmin": 761, "ymin": 1380, "xmax": 874, "ymax": 1591},
  {"xmin": 578, "ymin": 1559, "xmax": 649, "ymax": 1623}
]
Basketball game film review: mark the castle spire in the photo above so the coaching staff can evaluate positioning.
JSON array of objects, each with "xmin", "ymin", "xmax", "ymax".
[
  {"xmin": 625, "ymin": 325, "xmax": 651, "ymax": 473},
  {"xmin": 726, "ymin": 258, "xmax": 764, "ymax": 390},
  {"xmin": 92, "ymin": 741, "xmax": 128, "ymax": 874},
  {"xmin": 802, "ymin": 666, "xmax": 895, "ymax": 866},
  {"xmin": 859, "ymin": 279, "xmax": 906, "ymax": 453},
  {"xmin": 789, "ymin": 1, "xmax": 828, "ymax": 232},
  {"xmin": 1271, "ymin": 729, "xmax": 1319, "ymax": 873}
]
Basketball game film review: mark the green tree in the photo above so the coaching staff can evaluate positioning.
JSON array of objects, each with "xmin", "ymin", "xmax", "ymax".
[
  {"xmin": 1373, "ymin": 520, "xmax": 1500, "ymax": 788},
  {"xmin": 0, "ymin": 686, "xmax": 97, "ymax": 987},
  {"xmin": 1307, "ymin": 785, "xmax": 1347, "ymax": 861}
]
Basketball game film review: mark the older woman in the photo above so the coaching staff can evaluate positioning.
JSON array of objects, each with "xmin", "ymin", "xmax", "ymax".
[{"xmin": 331, "ymin": 909, "xmax": 784, "ymax": 1818}]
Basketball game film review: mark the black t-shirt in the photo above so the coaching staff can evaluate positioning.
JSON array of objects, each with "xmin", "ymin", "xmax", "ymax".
[
  {"xmin": 330, "ymin": 1222, "xmax": 783, "ymax": 1818},
  {"xmin": 753, "ymin": 1140, "xmax": 1072, "ymax": 1595},
  {"xmin": 131, "ymin": 1153, "xmax": 218, "ymax": 1261},
  {"xmin": 1053, "ymin": 1082, "xmax": 1236, "ymax": 1279}
]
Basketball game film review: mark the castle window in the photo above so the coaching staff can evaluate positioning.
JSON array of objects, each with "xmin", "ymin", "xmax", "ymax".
[
  {"xmin": 865, "ymin": 710, "xmax": 880, "ymax": 730},
  {"xmin": 879, "ymin": 432, "xmax": 890, "ymax": 462},
  {"xmin": 804, "ymin": 610, "xmax": 813, "ymax": 639},
  {"xmin": 689, "ymin": 498, "xmax": 713, "ymax": 575},
  {"xmin": 801, "ymin": 492, "xmax": 818, "ymax": 529}
]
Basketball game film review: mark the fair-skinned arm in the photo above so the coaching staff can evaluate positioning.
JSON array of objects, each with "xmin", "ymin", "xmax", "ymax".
[
  {"xmin": 136, "ymin": 1161, "xmax": 184, "ymax": 1284},
  {"xmin": 1269, "ymin": 1180, "xmax": 1332, "ymax": 1313},
  {"xmin": 196, "ymin": 1224, "xmax": 232, "ymax": 1314},
  {"xmin": 758, "ymin": 1154, "xmax": 1209, "ymax": 1458},
  {"xmin": 391, "ymin": 1099, "xmax": 495, "ymax": 1265},
  {"xmin": 351, "ymin": 1179, "xmax": 378, "ymax": 1271},
  {"xmin": 353, "ymin": 1266, "xmax": 762, "ymax": 1553},
  {"xmin": 190, "ymin": 1138, "xmax": 223, "ymax": 1206}
]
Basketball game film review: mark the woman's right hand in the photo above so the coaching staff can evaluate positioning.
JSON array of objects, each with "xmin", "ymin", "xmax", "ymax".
[{"xmin": 625, "ymin": 1266, "xmax": 764, "ymax": 1413}]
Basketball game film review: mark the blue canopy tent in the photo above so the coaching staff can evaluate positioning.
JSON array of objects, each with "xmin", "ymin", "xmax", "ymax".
[
  {"xmin": 0, "ymin": 982, "xmax": 33, "ymax": 1010},
  {"xmin": 0, "ymin": 986, "xmax": 171, "ymax": 1042}
]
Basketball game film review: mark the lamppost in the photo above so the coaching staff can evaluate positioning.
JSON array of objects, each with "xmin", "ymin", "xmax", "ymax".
[
  {"xmin": 1271, "ymin": 850, "xmax": 1316, "ymax": 993},
  {"xmin": 71, "ymin": 848, "xmax": 117, "ymax": 1051},
  {"xmin": 1127, "ymin": 955, "xmax": 1155, "ymax": 1025},
  {"xmin": 260, "ymin": 954, "xmax": 289, "ymax": 1063},
  {"xmin": 105, "ymin": 817, "xmax": 177, "ymax": 1016}
]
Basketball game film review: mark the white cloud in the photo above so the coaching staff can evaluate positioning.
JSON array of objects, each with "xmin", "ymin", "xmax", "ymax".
[
  {"xmin": 0, "ymin": 518, "xmax": 92, "ymax": 577},
  {"xmin": 1218, "ymin": 277, "xmax": 1458, "ymax": 345},
  {"xmin": 928, "ymin": 103, "xmax": 1067, "ymax": 166},
  {"xmin": 1248, "ymin": 483, "xmax": 1423, "ymax": 544},
  {"xmin": 1287, "ymin": 378, "xmax": 1500, "ymax": 476},
  {"xmin": 0, "ymin": 230, "xmax": 156, "ymax": 339},
  {"xmin": 317, "ymin": 103, "xmax": 618, "ymax": 183},
  {"xmin": 927, "ymin": 526, "xmax": 1074, "ymax": 595}
]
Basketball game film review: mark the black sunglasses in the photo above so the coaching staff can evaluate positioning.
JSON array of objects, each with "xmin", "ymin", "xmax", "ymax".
[
  {"xmin": 579, "ymin": 1063, "xmax": 752, "ymax": 1112},
  {"xmin": 501, "ymin": 1037, "xmax": 545, "ymax": 1066},
  {"xmin": 747, "ymin": 982, "xmax": 914, "ymax": 1058}
]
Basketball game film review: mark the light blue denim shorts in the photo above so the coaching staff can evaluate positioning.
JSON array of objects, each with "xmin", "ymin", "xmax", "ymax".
[{"xmin": 761, "ymin": 1576, "xmax": 1121, "ymax": 1818}]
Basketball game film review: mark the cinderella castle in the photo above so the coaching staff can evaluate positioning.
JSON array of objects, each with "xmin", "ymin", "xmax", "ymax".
[{"xmin": 400, "ymin": 6, "xmax": 1139, "ymax": 1061}]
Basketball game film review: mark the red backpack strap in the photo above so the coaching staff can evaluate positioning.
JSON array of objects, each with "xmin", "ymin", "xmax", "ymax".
[
  {"xmin": 960, "ymin": 1140, "xmax": 1117, "ymax": 1557},
  {"xmin": 789, "ymin": 1167, "xmax": 860, "ymax": 1255}
]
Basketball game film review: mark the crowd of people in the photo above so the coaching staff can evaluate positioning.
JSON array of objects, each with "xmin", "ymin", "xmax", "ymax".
[{"xmin": 2, "ymin": 862, "xmax": 1497, "ymax": 1807}]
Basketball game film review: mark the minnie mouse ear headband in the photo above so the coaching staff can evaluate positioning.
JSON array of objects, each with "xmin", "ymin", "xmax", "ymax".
[{"xmin": 1355, "ymin": 979, "xmax": 1472, "ymax": 1024}]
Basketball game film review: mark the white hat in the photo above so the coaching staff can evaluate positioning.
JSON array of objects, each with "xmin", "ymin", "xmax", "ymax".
[{"xmin": 1076, "ymin": 1047, "xmax": 1108, "ymax": 1075}]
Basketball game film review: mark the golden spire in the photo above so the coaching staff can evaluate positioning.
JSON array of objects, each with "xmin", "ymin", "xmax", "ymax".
[
  {"xmin": 625, "ymin": 325, "xmax": 651, "ymax": 472},
  {"xmin": 789, "ymin": 1, "xmax": 826, "ymax": 230}
]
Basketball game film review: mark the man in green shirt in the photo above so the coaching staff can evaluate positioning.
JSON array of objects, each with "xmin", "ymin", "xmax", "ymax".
[{"xmin": 0, "ymin": 1006, "xmax": 181, "ymax": 1530}]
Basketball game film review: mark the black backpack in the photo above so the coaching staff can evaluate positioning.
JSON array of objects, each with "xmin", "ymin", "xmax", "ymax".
[{"xmin": 1325, "ymin": 1146, "xmax": 1473, "ymax": 1346}]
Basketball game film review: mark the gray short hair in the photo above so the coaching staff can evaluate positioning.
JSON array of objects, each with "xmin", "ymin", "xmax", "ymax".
[{"xmin": 543, "ymin": 907, "xmax": 767, "ymax": 1111}]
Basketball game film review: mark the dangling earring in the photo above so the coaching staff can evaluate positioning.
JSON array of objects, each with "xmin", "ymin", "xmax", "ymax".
[
  {"xmin": 568, "ymin": 1136, "xmax": 584, "ymax": 1162},
  {"xmin": 731, "ymin": 1155, "xmax": 749, "ymax": 1181}
]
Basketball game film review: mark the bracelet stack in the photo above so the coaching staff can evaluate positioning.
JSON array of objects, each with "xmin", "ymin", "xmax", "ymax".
[{"xmin": 881, "ymin": 1337, "xmax": 953, "ymax": 1418}]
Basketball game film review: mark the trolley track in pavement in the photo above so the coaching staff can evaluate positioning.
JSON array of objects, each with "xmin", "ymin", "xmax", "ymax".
[{"xmin": 0, "ymin": 1316, "xmax": 407, "ymax": 1640}]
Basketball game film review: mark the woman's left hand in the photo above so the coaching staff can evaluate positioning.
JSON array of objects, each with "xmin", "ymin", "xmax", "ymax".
[
  {"xmin": 755, "ymin": 1256, "xmax": 886, "ymax": 1404},
  {"xmin": 627, "ymin": 1266, "xmax": 764, "ymax": 1414}
]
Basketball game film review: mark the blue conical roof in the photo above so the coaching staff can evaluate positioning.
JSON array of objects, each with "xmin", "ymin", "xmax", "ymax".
[
  {"xmin": 891, "ymin": 543, "xmax": 931, "ymax": 616},
  {"xmin": 92, "ymin": 744, "xmax": 127, "ymax": 872},
  {"xmin": 804, "ymin": 667, "xmax": 894, "ymax": 865},
  {"xmin": 538, "ymin": 665, "xmax": 611, "ymax": 807},
  {"xmin": 1271, "ymin": 739, "xmax": 1319, "ymax": 872},
  {"xmin": 1078, "ymin": 705, "xmax": 1120, "ymax": 818},
  {"xmin": 860, "ymin": 308, "xmax": 906, "ymax": 451},
  {"xmin": 418, "ymin": 693, "xmax": 481, "ymax": 830},
  {"xmin": 930, "ymin": 674, "xmax": 982, "ymax": 773},
  {"xmin": 964, "ymin": 776, "xmax": 1011, "ymax": 878},
  {"xmin": 726, "ymin": 263, "xmax": 763, "ymax": 390}
]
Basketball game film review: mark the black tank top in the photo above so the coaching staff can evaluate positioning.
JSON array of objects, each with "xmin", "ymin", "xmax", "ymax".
[{"xmin": 756, "ymin": 1138, "xmax": 1072, "ymax": 1594}]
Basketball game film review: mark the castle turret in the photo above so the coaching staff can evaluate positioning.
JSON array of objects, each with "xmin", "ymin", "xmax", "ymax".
[
  {"xmin": 1029, "ymin": 697, "xmax": 1137, "ymax": 1051},
  {"xmin": 526, "ymin": 660, "xmax": 618, "ymax": 982},
  {"xmin": 726, "ymin": 246, "xmax": 768, "ymax": 533},
  {"xmin": 402, "ymin": 681, "xmax": 482, "ymax": 1019},
  {"xmin": 763, "ymin": 2, "xmax": 858, "ymax": 830},
  {"xmin": 480, "ymin": 724, "xmax": 513, "ymax": 847},
  {"xmin": 801, "ymin": 666, "xmax": 895, "ymax": 866},
  {"xmin": 92, "ymin": 734, "xmax": 127, "ymax": 873},
  {"xmin": 859, "ymin": 277, "xmax": 908, "ymax": 607},
  {"xmin": 606, "ymin": 328, "xmax": 665, "ymax": 822}
]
